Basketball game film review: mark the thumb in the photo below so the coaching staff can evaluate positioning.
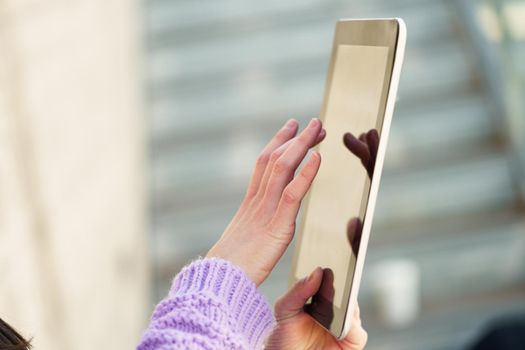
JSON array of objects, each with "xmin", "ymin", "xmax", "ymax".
[{"xmin": 275, "ymin": 267, "xmax": 323, "ymax": 319}]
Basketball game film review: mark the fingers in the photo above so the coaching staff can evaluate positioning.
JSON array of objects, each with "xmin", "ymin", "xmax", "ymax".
[
  {"xmin": 274, "ymin": 267, "xmax": 323, "ymax": 320},
  {"xmin": 346, "ymin": 218, "xmax": 363, "ymax": 256},
  {"xmin": 315, "ymin": 128, "xmax": 326, "ymax": 145},
  {"xmin": 262, "ymin": 118, "xmax": 323, "ymax": 211},
  {"xmin": 245, "ymin": 119, "xmax": 298, "ymax": 199},
  {"xmin": 344, "ymin": 130, "xmax": 379, "ymax": 178},
  {"xmin": 268, "ymin": 151, "xmax": 321, "ymax": 237},
  {"xmin": 275, "ymin": 128, "xmax": 326, "ymax": 156},
  {"xmin": 317, "ymin": 268, "xmax": 335, "ymax": 302},
  {"xmin": 343, "ymin": 304, "xmax": 368, "ymax": 349},
  {"xmin": 343, "ymin": 132, "xmax": 370, "ymax": 165},
  {"xmin": 366, "ymin": 129, "xmax": 379, "ymax": 161},
  {"xmin": 366, "ymin": 129, "xmax": 379, "ymax": 177},
  {"xmin": 306, "ymin": 268, "xmax": 335, "ymax": 325},
  {"xmin": 256, "ymin": 126, "xmax": 325, "ymax": 201}
]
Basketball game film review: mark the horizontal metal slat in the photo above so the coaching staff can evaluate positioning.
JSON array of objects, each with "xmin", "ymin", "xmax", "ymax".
[
  {"xmin": 151, "ymin": 92, "xmax": 494, "ymax": 196},
  {"xmin": 152, "ymin": 153, "xmax": 516, "ymax": 248},
  {"xmin": 375, "ymin": 154, "xmax": 515, "ymax": 224},
  {"xmin": 146, "ymin": 1, "xmax": 454, "ymax": 86},
  {"xmin": 147, "ymin": 0, "xmax": 331, "ymax": 34},
  {"xmin": 147, "ymin": 0, "xmax": 450, "ymax": 44},
  {"xmin": 257, "ymin": 218, "xmax": 525, "ymax": 304},
  {"xmin": 150, "ymin": 45, "xmax": 471, "ymax": 143}
]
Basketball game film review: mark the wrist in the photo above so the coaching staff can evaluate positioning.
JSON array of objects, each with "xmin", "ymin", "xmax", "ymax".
[{"xmin": 207, "ymin": 234, "xmax": 288, "ymax": 286}]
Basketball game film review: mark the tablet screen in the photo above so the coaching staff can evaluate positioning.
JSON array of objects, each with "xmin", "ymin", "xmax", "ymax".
[{"xmin": 294, "ymin": 43, "xmax": 392, "ymax": 328}]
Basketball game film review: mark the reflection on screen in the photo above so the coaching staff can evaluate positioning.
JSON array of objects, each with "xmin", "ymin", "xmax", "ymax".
[{"xmin": 295, "ymin": 44, "xmax": 389, "ymax": 316}]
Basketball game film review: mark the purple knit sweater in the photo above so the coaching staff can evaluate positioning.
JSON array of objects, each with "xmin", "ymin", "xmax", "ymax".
[{"xmin": 137, "ymin": 258, "xmax": 276, "ymax": 350}]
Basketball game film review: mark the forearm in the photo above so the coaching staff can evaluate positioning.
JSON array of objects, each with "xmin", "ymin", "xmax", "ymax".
[{"xmin": 137, "ymin": 258, "xmax": 275, "ymax": 350}]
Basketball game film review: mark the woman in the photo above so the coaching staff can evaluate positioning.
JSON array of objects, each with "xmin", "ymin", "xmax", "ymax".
[{"xmin": 137, "ymin": 119, "xmax": 368, "ymax": 349}]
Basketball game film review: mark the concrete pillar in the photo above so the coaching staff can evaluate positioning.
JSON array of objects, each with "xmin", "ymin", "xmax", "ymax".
[{"xmin": 0, "ymin": 1, "xmax": 149, "ymax": 349}]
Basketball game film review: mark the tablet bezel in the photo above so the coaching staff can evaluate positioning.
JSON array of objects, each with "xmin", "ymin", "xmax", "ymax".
[{"xmin": 288, "ymin": 18, "xmax": 407, "ymax": 339}]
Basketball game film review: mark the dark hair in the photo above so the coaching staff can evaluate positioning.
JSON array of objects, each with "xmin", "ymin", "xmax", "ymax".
[{"xmin": 0, "ymin": 318, "xmax": 31, "ymax": 350}]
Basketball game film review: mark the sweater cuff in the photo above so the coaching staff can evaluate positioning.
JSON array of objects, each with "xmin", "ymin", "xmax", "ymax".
[{"xmin": 170, "ymin": 258, "xmax": 276, "ymax": 349}]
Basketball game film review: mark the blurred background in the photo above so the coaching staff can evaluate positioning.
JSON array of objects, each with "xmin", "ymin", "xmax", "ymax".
[{"xmin": 0, "ymin": 0, "xmax": 524, "ymax": 349}]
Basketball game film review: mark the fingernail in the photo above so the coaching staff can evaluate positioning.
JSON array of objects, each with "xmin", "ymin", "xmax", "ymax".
[
  {"xmin": 285, "ymin": 119, "xmax": 298, "ymax": 129},
  {"xmin": 307, "ymin": 267, "xmax": 320, "ymax": 281},
  {"xmin": 309, "ymin": 118, "xmax": 320, "ymax": 128}
]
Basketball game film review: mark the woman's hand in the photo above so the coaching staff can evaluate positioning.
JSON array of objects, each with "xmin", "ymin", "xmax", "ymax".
[
  {"xmin": 207, "ymin": 118, "xmax": 325, "ymax": 286},
  {"xmin": 266, "ymin": 267, "xmax": 368, "ymax": 350}
]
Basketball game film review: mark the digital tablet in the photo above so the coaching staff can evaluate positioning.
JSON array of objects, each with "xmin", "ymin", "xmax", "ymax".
[{"xmin": 289, "ymin": 18, "xmax": 406, "ymax": 339}]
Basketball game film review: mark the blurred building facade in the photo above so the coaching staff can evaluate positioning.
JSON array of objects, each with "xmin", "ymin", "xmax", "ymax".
[
  {"xmin": 0, "ymin": 1, "xmax": 149, "ymax": 349},
  {"xmin": 147, "ymin": 0, "xmax": 525, "ymax": 349}
]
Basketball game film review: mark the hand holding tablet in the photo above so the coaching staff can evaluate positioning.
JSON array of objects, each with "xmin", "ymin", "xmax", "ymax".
[
  {"xmin": 209, "ymin": 17, "xmax": 406, "ymax": 346},
  {"xmin": 290, "ymin": 18, "xmax": 406, "ymax": 338},
  {"xmin": 267, "ymin": 268, "xmax": 368, "ymax": 350}
]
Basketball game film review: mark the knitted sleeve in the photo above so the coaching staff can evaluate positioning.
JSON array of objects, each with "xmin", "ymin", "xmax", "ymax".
[{"xmin": 137, "ymin": 258, "xmax": 276, "ymax": 350}]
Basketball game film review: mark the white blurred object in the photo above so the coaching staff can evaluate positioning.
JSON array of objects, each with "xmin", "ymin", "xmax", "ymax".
[{"xmin": 371, "ymin": 258, "xmax": 420, "ymax": 328}]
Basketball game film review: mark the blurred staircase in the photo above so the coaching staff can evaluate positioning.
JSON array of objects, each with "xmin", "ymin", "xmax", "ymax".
[{"xmin": 145, "ymin": 0, "xmax": 525, "ymax": 349}]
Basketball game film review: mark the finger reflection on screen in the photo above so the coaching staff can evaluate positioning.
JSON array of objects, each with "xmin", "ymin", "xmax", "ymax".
[
  {"xmin": 343, "ymin": 129, "xmax": 379, "ymax": 179},
  {"xmin": 342, "ymin": 128, "xmax": 378, "ymax": 258},
  {"xmin": 307, "ymin": 268, "xmax": 335, "ymax": 329},
  {"xmin": 294, "ymin": 41, "xmax": 393, "ymax": 335},
  {"xmin": 308, "ymin": 128, "xmax": 379, "ymax": 324},
  {"xmin": 347, "ymin": 217, "xmax": 363, "ymax": 256}
]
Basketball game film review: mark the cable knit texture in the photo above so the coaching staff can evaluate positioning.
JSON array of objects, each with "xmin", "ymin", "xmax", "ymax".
[{"xmin": 137, "ymin": 258, "xmax": 276, "ymax": 350}]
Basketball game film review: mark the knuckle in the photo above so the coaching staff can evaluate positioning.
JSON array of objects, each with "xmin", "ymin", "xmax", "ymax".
[
  {"xmin": 256, "ymin": 152, "xmax": 270, "ymax": 166},
  {"xmin": 274, "ymin": 159, "xmax": 291, "ymax": 175},
  {"xmin": 244, "ymin": 187, "xmax": 257, "ymax": 200},
  {"xmin": 281, "ymin": 188, "xmax": 298, "ymax": 204},
  {"xmin": 298, "ymin": 167, "xmax": 311, "ymax": 182},
  {"xmin": 266, "ymin": 223, "xmax": 295, "ymax": 245},
  {"xmin": 269, "ymin": 149, "xmax": 281, "ymax": 162}
]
